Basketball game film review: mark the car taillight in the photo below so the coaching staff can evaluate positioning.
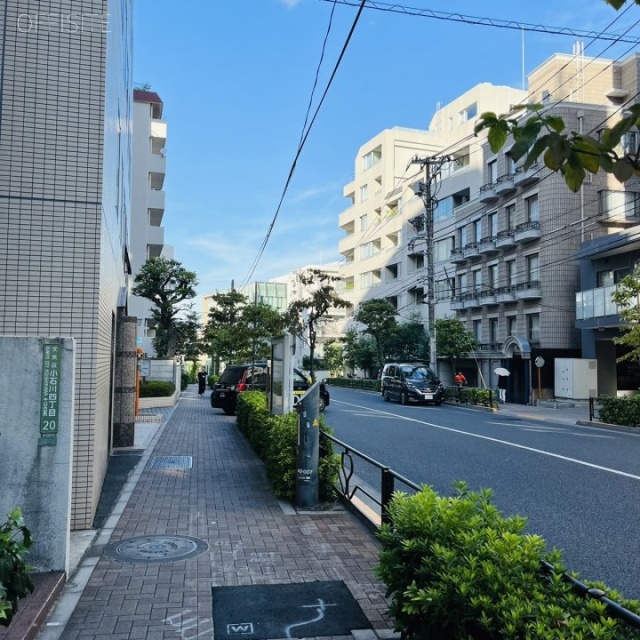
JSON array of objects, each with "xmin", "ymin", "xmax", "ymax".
[{"xmin": 235, "ymin": 383, "xmax": 247, "ymax": 392}]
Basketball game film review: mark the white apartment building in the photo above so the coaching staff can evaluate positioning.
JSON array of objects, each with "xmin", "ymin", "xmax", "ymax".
[
  {"xmin": 130, "ymin": 89, "xmax": 173, "ymax": 357},
  {"xmin": 340, "ymin": 52, "xmax": 640, "ymax": 403},
  {"xmin": 0, "ymin": 1, "xmax": 133, "ymax": 529}
]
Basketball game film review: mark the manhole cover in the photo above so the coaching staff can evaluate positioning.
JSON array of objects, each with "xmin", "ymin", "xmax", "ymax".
[
  {"xmin": 104, "ymin": 535, "xmax": 208, "ymax": 563},
  {"xmin": 149, "ymin": 455, "xmax": 192, "ymax": 470}
]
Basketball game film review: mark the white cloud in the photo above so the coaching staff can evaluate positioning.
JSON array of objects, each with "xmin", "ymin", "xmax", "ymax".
[{"xmin": 279, "ymin": 0, "xmax": 302, "ymax": 8}]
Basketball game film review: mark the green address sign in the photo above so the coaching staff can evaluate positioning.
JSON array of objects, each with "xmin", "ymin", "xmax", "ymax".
[{"xmin": 40, "ymin": 343, "xmax": 61, "ymax": 435}]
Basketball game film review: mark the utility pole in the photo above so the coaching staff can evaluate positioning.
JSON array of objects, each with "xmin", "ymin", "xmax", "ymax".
[{"xmin": 408, "ymin": 154, "xmax": 450, "ymax": 372}]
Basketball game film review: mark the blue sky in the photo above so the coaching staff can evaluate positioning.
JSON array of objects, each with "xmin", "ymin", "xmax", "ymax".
[{"xmin": 132, "ymin": 0, "xmax": 639, "ymax": 301}]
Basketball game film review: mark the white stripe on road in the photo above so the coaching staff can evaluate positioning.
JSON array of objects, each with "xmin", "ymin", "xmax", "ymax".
[{"xmin": 332, "ymin": 400, "xmax": 640, "ymax": 481}]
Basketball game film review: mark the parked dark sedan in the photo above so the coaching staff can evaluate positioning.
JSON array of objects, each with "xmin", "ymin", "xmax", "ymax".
[{"xmin": 380, "ymin": 362, "xmax": 444, "ymax": 406}]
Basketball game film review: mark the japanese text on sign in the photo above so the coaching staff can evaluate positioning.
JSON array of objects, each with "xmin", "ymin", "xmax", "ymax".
[{"xmin": 40, "ymin": 344, "xmax": 61, "ymax": 434}]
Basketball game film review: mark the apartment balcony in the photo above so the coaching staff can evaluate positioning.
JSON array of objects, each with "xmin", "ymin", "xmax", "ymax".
[
  {"xmin": 338, "ymin": 234, "xmax": 357, "ymax": 254},
  {"xmin": 478, "ymin": 236, "xmax": 498, "ymax": 255},
  {"xmin": 462, "ymin": 291, "xmax": 480, "ymax": 308},
  {"xmin": 149, "ymin": 153, "xmax": 166, "ymax": 175},
  {"xmin": 476, "ymin": 342, "xmax": 503, "ymax": 354},
  {"xmin": 495, "ymin": 173, "xmax": 516, "ymax": 195},
  {"xmin": 147, "ymin": 224, "xmax": 165, "ymax": 246},
  {"xmin": 516, "ymin": 280, "xmax": 542, "ymax": 300},
  {"xmin": 576, "ymin": 284, "xmax": 619, "ymax": 320},
  {"xmin": 148, "ymin": 189, "xmax": 165, "ymax": 210},
  {"xmin": 496, "ymin": 285, "xmax": 517, "ymax": 303},
  {"xmin": 451, "ymin": 295, "xmax": 465, "ymax": 311},
  {"xmin": 495, "ymin": 228, "xmax": 516, "ymax": 250},
  {"xmin": 151, "ymin": 119, "xmax": 167, "ymax": 141},
  {"xmin": 514, "ymin": 162, "xmax": 540, "ymax": 186},
  {"xmin": 514, "ymin": 220, "xmax": 541, "ymax": 243},
  {"xmin": 463, "ymin": 242, "xmax": 481, "ymax": 260},
  {"xmin": 479, "ymin": 183, "xmax": 498, "ymax": 203},
  {"xmin": 449, "ymin": 247, "xmax": 466, "ymax": 265},
  {"xmin": 477, "ymin": 289, "xmax": 498, "ymax": 306}
]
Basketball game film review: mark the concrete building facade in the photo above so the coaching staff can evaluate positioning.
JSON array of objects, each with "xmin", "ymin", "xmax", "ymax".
[
  {"xmin": 130, "ymin": 89, "xmax": 172, "ymax": 357},
  {"xmin": 0, "ymin": 0, "xmax": 133, "ymax": 529}
]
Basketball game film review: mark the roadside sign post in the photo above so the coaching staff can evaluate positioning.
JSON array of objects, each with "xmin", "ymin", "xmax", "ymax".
[
  {"xmin": 295, "ymin": 382, "xmax": 320, "ymax": 509},
  {"xmin": 534, "ymin": 356, "xmax": 545, "ymax": 404}
]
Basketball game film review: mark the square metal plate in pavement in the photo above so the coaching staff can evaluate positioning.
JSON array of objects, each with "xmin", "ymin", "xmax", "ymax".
[{"xmin": 211, "ymin": 580, "xmax": 372, "ymax": 640}]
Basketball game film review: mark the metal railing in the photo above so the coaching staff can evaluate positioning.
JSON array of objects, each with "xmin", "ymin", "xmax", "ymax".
[{"xmin": 322, "ymin": 431, "xmax": 640, "ymax": 630}]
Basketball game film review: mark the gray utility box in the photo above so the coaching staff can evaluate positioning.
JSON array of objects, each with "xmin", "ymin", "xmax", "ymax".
[{"xmin": 554, "ymin": 358, "xmax": 597, "ymax": 399}]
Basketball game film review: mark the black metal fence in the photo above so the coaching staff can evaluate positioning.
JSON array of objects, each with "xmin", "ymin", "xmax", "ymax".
[
  {"xmin": 323, "ymin": 431, "xmax": 640, "ymax": 631},
  {"xmin": 588, "ymin": 396, "xmax": 602, "ymax": 422}
]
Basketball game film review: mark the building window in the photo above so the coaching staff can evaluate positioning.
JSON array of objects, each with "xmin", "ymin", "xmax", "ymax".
[
  {"xmin": 360, "ymin": 214, "xmax": 368, "ymax": 232},
  {"xmin": 488, "ymin": 159, "xmax": 497, "ymax": 184},
  {"xmin": 507, "ymin": 315, "xmax": 516, "ymax": 336},
  {"xmin": 436, "ymin": 278, "xmax": 454, "ymax": 301},
  {"xmin": 488, "ymin": 263, "xmax": 498, "ymax": 290},
  {"xmin": 597, "ymin": 267, "xmax": 631, "ymax": 286},
  {"xmin": 473, "ymin": 269, "xmax": 482, "ymax": 292},
  {"xmin": 363, "ymin": 148, "xmax": 381, "ymax": 170},
  {"xmin": 541, "ymin": 89, "xmax": 551, "ymax": 104},
  {"xmin": 360, "ymin": 185, "xmax": 368, "ymax": 202},
  {"xmin": 474, "ymin": 219, "xmax": 482, "ymax": 243},
  {"xmin": 473, "ymin": 319, "xmax": 482, "ymax": 341},
  {"xmin": 459, "ymin": 273, "xmax": 468, "ymax": 294},
  {"xmin": 526, "ymin": 194, "xmax": 539, "ymax": 222},
  {"xmin": 526, "ymin": 254, "xmax": 540, "ymax": 281},
  {"xmin": 459, "ymin": 226, "xmax": 467, "ymax": 248},
  {"xmin": 527, "ymin": 313, "xmax": 540, "ymax": 343},
  {"xmin": 488, "ymin": 212, "xmax": 497, "ymax": 237},
  {"xmin": 386, "ymin": 263, "xmax": 399, "ymax": 280},
  {"xmin": 435, "ymin": 237, "xmax": 454, "ymax": 262},
  {"xmin": 506, "ymin": 260, "xmax": 516, "ymax": 286},
  {"xmin": 505, "ymin": 203, "xmax": 515, "ymax": 230},
  {"xmin": 435, "ymin": 196, "xmax": 454, "ymax": 221},
  {"xmin": 505, "ymin": 153, "xmax": 515, "ymax": 174},
  {"xmin": 459, "ymin": 102, "xmax": 477, "ymax": 123},
  {"xmin": 489, "ymin": 318, "xmax": 498, "ymax": 343},
  {"xmin": 360, "ymin": 242, "xmax": 372, "ymax": 259}
]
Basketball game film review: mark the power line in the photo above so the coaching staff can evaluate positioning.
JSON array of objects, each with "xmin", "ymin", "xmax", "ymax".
[
  {"xmin": 318, "ymin": 0, "xmax": 640, "ymax": 44},
  {"xmin": 240, "ymin": 0, "xmax": 368, "ymax": 289}
]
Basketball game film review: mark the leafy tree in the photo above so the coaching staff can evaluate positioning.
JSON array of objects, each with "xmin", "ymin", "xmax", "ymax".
[
  {"xmin": 323, "ymin": 341, "xmax": 344, "ymax": 377},
  {"xmin": 611, "ymin": 266, "xmax": 640, "ymax": 363},
  {"xmin": 204, "ymin": 290, "xmax": 285, "ymax": 365},
  {"xmin": 342, "ymin": 328, "xmax": 378, "ymax": 376},
  {"xmin": 435, "ymin": 317, "xmax": 477, "ymax": 374},
  {"xmin": 354, "ymin": 298, "xmax": 397, "ymax": 367},
  {"xmin": 387, "ymin": 313, "xmax": 430, "ymax": 362},
  {"xmin": 474, "ymin": 0, "xmax": 640, "ymax": 192},
  {"xmin": 173, "ymin": 307, "xmax": 203, "ymax": 362},
  {"xmin": 286, "ymin": 269, "xmax": 349, "ymax": 381},
  {"xmin": 132, "ymin": 257, "xmax": 198, "ymax": 358}
]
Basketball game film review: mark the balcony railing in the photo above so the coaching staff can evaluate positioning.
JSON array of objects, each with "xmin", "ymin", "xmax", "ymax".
[
  {"xmin": 464, "ymin": 242, "xmax": 481, "ymax": 259},
  {"xmin": 479, "ymin": 183, "xmax": 498, "ymax": 202},
  {"xmin": 514, "ymin": 162, "xmax": 540, "ymax": 186},
  {"xmin": 516, "ymin": 280, "xmax": 542, "ymax": 300},
  {"xmin": 496, "ymin": 285, "xmax": 517, "ymax": 303},
  {"xmin": 514, "ymin": 220, "xmax": 541, "ymax": 243},
  {"xmin": 451, "ymin": 295, "xmax": 464, "ymax": 311},
  {"xmin": 449, "ymin": 247, "xmax": 466, "ymax": 264},
  {"xmin": 576, "ymin": 284, "xmax": 619, "ymax": 320},
  {"xmin": 478, "ymin": 289, "xmax": 498, "ymax": 305},
  {"xmin": 496, "ymin": 228, "xmax": 516, "ymax": 249},
  {"xmin": 495, "ymin": 173, "xmax": 516, "ymax": 195},
  {"xmin": 478, "ymin": 236, "xmax": 498, "ymax": 255}
]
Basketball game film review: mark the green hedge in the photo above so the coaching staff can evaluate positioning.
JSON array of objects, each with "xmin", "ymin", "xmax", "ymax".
[
  {"xmin": 180, "ymin": 372, "xmax": 190, "ymax": 391},
  {"xmin": 598, "ymin": 396, "xmax": 640, "ymax": 427},
  {"xmin": 444, "ymin": 385, "xmax": 498, "ymax": 408},
  {"xmin": 236, "ymin": 391, "xmax": 339, "ymax": 503},
  {"xmin": 376, "ymin": 483, "xmax": 640, "ymax": 640},
  {"xmin": 208, "ymin": 374, "xmax": 219, "ymax": 389},
  {"xmin": 0, "ymin": 509, "xmax": 33, "ymax": 627},
  {"xmin": 327, "ymin": 377, "xmax": 381, "ymax": 392},
  {"xmin": 139, "ymin": 380, "xmax": 176, "ymax": 397}
]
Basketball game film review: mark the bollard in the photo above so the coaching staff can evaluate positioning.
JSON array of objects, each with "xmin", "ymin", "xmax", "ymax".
[{"xmin": 295, "ymin": 382, "xmax": 320, "ymax": 509}]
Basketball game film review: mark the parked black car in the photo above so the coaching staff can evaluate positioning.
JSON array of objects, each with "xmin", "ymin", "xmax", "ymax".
[
  {"xmin": 210, "ymin": 362, "xmax": 329, "ymax": 415},
  {"xmin": 380, "ymin": 362, "xmax": 444, "ymax": 406}
]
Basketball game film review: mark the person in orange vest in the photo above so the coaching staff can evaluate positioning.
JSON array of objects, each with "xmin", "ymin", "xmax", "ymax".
[{"xmin": 454, "ymin": 372, "xmax": 466, "ymax": 401}]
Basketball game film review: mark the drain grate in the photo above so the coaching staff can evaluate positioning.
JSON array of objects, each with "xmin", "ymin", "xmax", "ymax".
[{"xmin": 148, "ymin": 455, "xmax": 192, "ymax": 470}]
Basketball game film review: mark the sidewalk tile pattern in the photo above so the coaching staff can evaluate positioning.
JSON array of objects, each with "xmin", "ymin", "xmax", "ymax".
[{"xmin": 59, "ymin": 389, "xmax": 392, "ymax": 640}]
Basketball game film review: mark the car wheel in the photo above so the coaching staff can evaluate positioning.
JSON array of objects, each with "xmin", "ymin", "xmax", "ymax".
[
  {"xmin": 223, "ymin": 408, "xmax": 235, "ymax": 416},
  {"xmin": 319, "ymin": 396, "xmax": 326, "ymax": 412},
  {"xmin": 434, "ymin": 400, "xmax": 442, "ymax": 406},
  {"xmin": 401, "ymin": 391, "xmax": 409, "ymax": 405},
  {"xmin": 380, "ymin": 386, "xmax": 385, "ymax": 397},
  {"xmin": 383, "ymin": 390, "xmax": 390, "ymax": 402}
]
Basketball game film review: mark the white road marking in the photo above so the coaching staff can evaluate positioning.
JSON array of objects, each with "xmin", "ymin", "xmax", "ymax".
[{"xmin": 332, "ymin": 399, "xmax": 640, "ymax": 481}]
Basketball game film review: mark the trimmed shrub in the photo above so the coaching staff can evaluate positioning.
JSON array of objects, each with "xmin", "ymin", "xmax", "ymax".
[
  {"xmin": 443, "ymin": 386, "xmax": 498, "ymax": 408},
  {"xmin": 139, "ymin": 380, "xmax": 176, "ymax": 397},
  {"xmin": 598, "ymin": 396, "xmax": 640, "ymax": 427},
  {"xmin": 208, "ymin": 374, "xmax": 219, "ymax": 389},
  {"xmin": 0, "ymin": 509, "xmax": 33, "ymax": 627},
  {"xmin": 327, "ymin": 377, "xmax": 381, "ymax": 392},
  {"xmin": 376, "ymin": 483, "xmax": 640, "ymax": 640},
  {"xmin": 236, "ymin": 392, "xmax": 339, "ymax": 503},
  {"xmin": 180, "ymin": 372, "xmax": 190, "ymax": 391}
]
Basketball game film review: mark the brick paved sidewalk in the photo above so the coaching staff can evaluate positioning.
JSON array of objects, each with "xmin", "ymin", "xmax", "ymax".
[{"xmin": 40, "ymin": 386, "xmax": 393, "ymax": 640}]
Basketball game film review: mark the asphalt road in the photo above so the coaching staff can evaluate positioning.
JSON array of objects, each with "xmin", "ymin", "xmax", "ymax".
[{"xmin": 323, "ymin": 386, "xmax": 640, "ymax": 600}]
